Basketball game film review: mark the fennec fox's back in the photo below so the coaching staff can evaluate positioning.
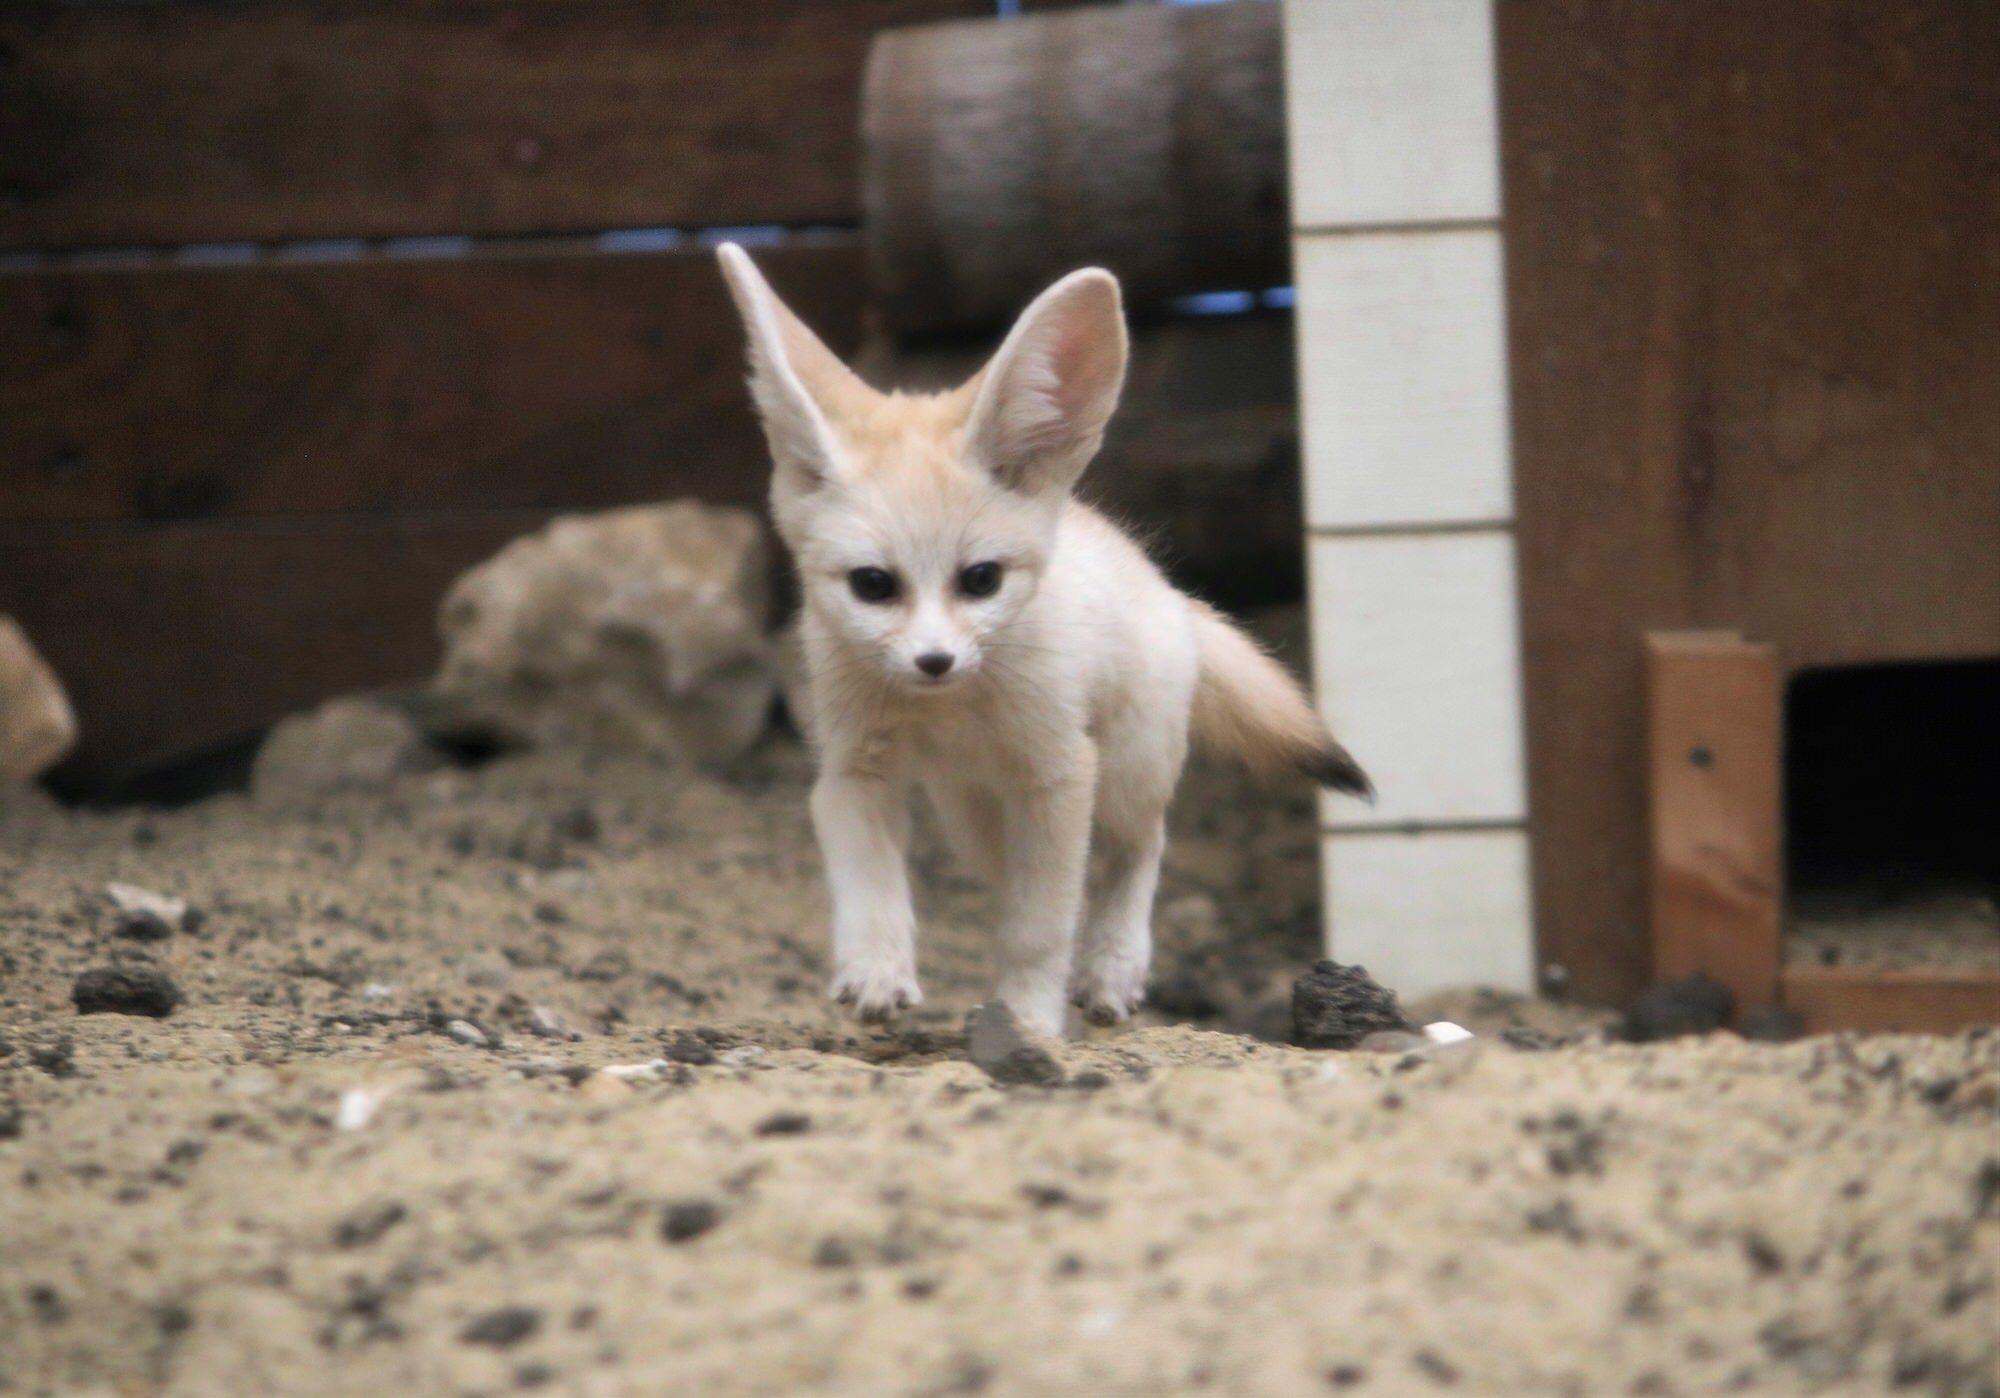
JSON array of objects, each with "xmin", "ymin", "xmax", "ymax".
[{"xmin": 718, "ymin": 244, "xmax": 1369, "ymax": 1037}]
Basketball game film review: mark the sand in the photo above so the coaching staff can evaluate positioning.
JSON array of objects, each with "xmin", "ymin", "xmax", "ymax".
[{"xmin": 2, "ymin": 732, "xmax": 1996, "ymax": 1396}]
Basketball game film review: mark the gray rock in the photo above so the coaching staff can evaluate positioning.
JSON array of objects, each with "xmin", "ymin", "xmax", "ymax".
[
  {"xmin": 0, "ymin": 617, "xmax": 76, "ymax": 784},
  {"xmin": 966, "ymin": 1000, "xmax": 1064, "ymax": 1087},
  {"xmin": 526, "ymin": 1005, "xmax": 582, "ymax": 1041},
  {"xmin": 252, "ymin": 696, "xmax": 441, "ymax": 803},
  {"xmin": 1292, "ymin": 961, "xmax": 1414, "ymax": 1049},
  {"xmin": 431, "ymin": 503, "xmax": 776, "ymax": 764},
  {"xmin": 444, "ymin": 1019, "xmax": 490, "ymax": 1048}
]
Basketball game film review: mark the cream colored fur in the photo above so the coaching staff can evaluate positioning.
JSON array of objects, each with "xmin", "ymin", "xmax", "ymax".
[{"xmin": 718, "ymin": 244, "xmax": 1367, "ymax": 1037}]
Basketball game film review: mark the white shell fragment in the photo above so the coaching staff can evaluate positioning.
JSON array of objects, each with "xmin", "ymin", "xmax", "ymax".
[
  {"xmin": 105, "ymin": 882, "xmax": 189, "ymax": 930},
  {"xmin": 1423, "ymin": 1020, "xmax": 1474, "ymax": 1046}
]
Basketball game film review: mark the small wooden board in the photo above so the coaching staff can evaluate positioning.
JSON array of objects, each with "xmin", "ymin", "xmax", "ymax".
[
  {"xmin": 1782, "ymin": 967, "xmax": 2000, "ymax": 1036},
  {"xmin": 1646, "ymin": 631, "xmax": 1782, "ymax": 1020}
]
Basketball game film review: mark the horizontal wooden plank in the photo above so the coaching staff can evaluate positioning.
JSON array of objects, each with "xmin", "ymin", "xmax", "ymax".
[
  {"xmin": 0, "ymin": 0, "xmax": 986, "ymax": 250},
  {"xmin": 0, "ymin": 513, "xmax": 557, "ymax": 782},
  {"xmin": 1782, "ymin": 967, "xmax": 2000, "ymax": 1036},
  {"xmin": 0, "ymin": 241, "xmax": 864, "ymax": 523}
]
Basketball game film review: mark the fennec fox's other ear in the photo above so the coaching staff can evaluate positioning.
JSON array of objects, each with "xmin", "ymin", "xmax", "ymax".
[
  {"xmin": 715, "ymin": 241, "xmax": 873, "ymax": 491},
  {"xmin": 962, "ymin": 268, "xmax": 1128, "ymax": 497}
]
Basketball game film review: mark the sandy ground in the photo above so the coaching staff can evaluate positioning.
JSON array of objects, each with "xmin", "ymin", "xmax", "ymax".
[{"xmin": 2, "ymin": 728, "xmax": 1997, "ymax": 1396}]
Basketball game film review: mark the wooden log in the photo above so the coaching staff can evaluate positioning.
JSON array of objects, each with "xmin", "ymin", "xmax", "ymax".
[
  {"xmin": 863, "ymin": 0, "xmax": 1288, "ymax": 335},
  {"xmin": 1781, "ymin": 967, "xmax": 2000, "ymax": 1036},
  {"xmin": 854, "ymin": 311, "xmax": 1304, "ymax": 606},
  {"xmin": 1646, "ymin": 631, "xmax": 1783, "ymax": 1020},
  {"xmin": 0, "ymin": 241, "xmax": 863, "ymax": 523},
  {"xmin": 0, "ymin": 0, "xmax": 987, "ymax": 250}
]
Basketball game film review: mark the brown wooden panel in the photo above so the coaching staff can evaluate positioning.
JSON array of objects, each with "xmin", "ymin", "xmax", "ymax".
[
  {"xmin": 1501, "ymin": 0, "xmax": 2000, "ymax": 1004},
  {"xmin": 0, "ymin": 513, "xmax": 556, "ymax": 781},
  {"xmin": 1782, "ymin": 967, "xmax": 2000, "ymax": 1036},
  {"xmin": 0, "ymin": 241, "xmax": 862, "ymax": 522},
  {"xmin": 1646, "ymin": 632, "xmax": 1781, "ymax": 1017},
  {"xmin": 0, "ymin": 0, "xmax": 986, "ymax": 250}
]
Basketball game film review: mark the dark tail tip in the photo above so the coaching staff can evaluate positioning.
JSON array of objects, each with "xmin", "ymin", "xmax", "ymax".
[{"xmin": 1302, "ymin": 743, "xmax": 1375, "ymax": 802}]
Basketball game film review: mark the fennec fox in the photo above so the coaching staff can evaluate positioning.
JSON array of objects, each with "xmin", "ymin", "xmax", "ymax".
[{"xmin": 718, "ymin": 244, "xmax": 1370, "ymax": 1038}]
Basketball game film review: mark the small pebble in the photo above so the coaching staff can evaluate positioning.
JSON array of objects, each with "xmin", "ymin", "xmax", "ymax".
[
  {"xmin": 445, "ymin": 1019, "xmax": 490, "ymax": 1049},
  {"xmin": 966, "ymin": 1001, "xmax": 1063, "ymax": 1087},
  {"xmin": 661, "ymin": 1199, "xmax": 721, "ymax": 1243},
  {"xmin": 460, "ymin": 1306, "xmax": 540, "ymax": 1348}
]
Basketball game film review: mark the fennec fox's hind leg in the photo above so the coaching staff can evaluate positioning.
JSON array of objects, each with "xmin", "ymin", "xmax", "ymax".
[
  {"xmin": 1071, "ymin": 714, "xmax": 1187, "ymax": 1024},
  {"xmin": 1070, "ymin": 815, "xmax": 1166, "ymax": 1024},
  {"xmin": 812, "ymin": 770, "xmax": 923, "ymax": 1021}
]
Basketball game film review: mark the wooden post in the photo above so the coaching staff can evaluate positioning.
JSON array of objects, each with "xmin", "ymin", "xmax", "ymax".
[{"xmin": 1645, "ymin": 631, "xmax": 1783, "ymax": 1019}]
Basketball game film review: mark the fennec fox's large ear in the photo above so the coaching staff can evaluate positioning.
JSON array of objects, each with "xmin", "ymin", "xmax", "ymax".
[
  {"xmin": 962, "ymin": 268, "xmax": 1127, "ymax": 497},
  {"xmin": 716, "ymin": 242, "xmax": 870, "ymax": 489}
]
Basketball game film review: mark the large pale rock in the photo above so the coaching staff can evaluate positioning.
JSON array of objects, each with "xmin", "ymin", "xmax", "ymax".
[
  {"xmin": 432, "ymin": 504, "xmax": 775, "ymax": 762},
  {"xmin": 252, "ymin": 696, "xmax": 442, "ymax": 803},
  {"xmin": 0, "ymin": 617, "xmax": 77, "ymax": 783}
]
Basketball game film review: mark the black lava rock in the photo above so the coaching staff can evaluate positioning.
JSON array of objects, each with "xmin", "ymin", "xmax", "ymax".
[
  {"xmin": 1739, "ymin": 1004, "xmax": 1806, "ymax": 1043},
  {"xmin": 1291, "ymin": 961, "xmax": 1414, "ymax": 1049},
  {"xmin": 661, "ymin": 1199, "xmax": 721, "ymax": 1243},
  {"xmin": 114, "ymin": 909, "xmax": 175, "ymax": 942},
  {"xmin": 334, "ymin": 1200, "xmax": 408, "ymax": 1249},
  {"xmin": 460, "ymin": 1306, "xmax": 540, "ymax": 1348},
  {"xmin": 72, "ymin": 965, "xmax": 180, "ymax": 1018},
  {"xmin": 1623, "ymin": 974, "xmax": 1734, "ymax": 1042}
]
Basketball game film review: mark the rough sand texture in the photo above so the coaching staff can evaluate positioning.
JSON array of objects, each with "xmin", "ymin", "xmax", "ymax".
[{"xmin": 2, "ymin": 740, "xmax": 1996, "ymax": 1397}]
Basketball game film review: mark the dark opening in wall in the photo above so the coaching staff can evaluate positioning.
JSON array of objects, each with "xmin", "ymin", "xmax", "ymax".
[{"xmin": 1783, "ymin": 657, "xmax": 1999, "ymax": 969}]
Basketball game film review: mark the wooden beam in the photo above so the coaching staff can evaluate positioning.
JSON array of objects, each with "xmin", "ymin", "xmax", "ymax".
[
  {"xmin": 1646, "ymin": 631, "xmax": 1783, "ymax": 1018},
  {"xmin": 0, "ymin": 0, "xmax": 986, "ymax": 249},
  {"xmin": 0, "ymin": 241, "xmax": 863, "ymax": 524},
  {"xmin": 1782, "ymin": 967, "xmax": 2000, "ymax": 1036}
]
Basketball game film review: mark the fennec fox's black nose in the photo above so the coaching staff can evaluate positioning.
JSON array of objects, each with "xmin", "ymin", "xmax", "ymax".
[{"xmin": 916, "ymin": 652, "xmax": 955, "ymax": 678}]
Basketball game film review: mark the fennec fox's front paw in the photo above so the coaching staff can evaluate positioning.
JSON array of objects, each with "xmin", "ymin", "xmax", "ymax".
[
  {"xmin": 831, "ymin": 961, "xmax": 923, "ymax": 1024},
  {"xmin": 1069, "ymin": 958, "xmax": 1148, "ymax": 1026}
]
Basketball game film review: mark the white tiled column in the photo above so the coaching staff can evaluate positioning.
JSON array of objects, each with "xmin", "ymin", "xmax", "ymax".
[{"xmin": 1284, "ymin": 0, "xmax": 1533, "ymax": 996}]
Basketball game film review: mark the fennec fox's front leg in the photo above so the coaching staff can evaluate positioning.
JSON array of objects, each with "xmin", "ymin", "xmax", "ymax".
[
  {"xmin": 994, "ymin": 742, "xmax": 1099, "ymax": 1037},
  {"xmin": 811, "ymin": 769, "xmax": 922, "ymax": 1021}
]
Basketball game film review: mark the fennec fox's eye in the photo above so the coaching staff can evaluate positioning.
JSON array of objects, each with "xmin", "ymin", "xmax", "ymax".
[
  {"xmin": 957, "ymin": 562, "xmax": 1003, "ymax": 599},
  {"xmin": 848, "ymin": 567, "xmax": 899, "ymax": 604}
]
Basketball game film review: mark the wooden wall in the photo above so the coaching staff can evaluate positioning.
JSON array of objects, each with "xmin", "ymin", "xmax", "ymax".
[
  {"xmin": 1499, "ymin": 0, "xmax": 2000, "ymax": 1003},
  {"xmin": 0, "ymin": 1, "xmax": 988, "ymax": 787}
]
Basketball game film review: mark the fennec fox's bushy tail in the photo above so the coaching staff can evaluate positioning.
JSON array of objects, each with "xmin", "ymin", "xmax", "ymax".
[{"xmin": 1187, "ymin": 600, "xmax": 1373, "ymax": 799}]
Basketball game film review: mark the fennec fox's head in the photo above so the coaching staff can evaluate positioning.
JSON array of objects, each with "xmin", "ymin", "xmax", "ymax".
[{"xmin": 718, "ymin": 244, "xmax": 1127, "ymax": 692}]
